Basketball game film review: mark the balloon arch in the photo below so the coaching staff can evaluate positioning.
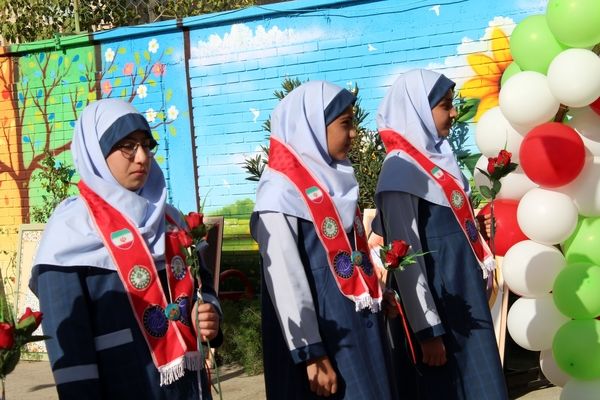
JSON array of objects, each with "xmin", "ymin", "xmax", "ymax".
[{"xmin": 471, "ymin": 0, "xmax": 600, "ymax": 397}]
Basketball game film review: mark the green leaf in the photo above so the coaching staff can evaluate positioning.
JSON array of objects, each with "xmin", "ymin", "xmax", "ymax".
[
  {"xmin": 492, "ymin": 179, "xmax": 502, "ymax": 194},
  {"xmin": 137, "ymin": 67, "xmax": 145, "ymax": 77},
  {"xmin": 169, "ymin": 125, "xmax": 177, "ymax": 136},
  {"xmin": 120, "ymin": 88, "xmax": 126, "ymax": 97},
  {"xmin": 479, "ymin": 185, "xmax": 493, "ymax": 199},
  {"xmin": 114, "ymin": 78, "xmax": 122, "ymax": 86},
  {"xmin": 143, "ymin": 50, "xmax": 151, "ymax": 61},
  {"xmin": 165, "ymin": 88, "xmax": 173, "ymax": 102},
  {"xmin": 476, "ymin": 167, "xmax": 491, "ymax": 180},
  {"xmin": 134, "ymin": 52, "xmax": 141, "ymax": 65},
  {"xmin": 118, "ymin": 47, "xmax": 127, "ymax": 54},
  {"xmin": 165, "ymin": 47, "xmax": 174, "ymax": 55},
  {"xmin": 147, "ymin": 79, "xmax": 156, "ymax": 87}
]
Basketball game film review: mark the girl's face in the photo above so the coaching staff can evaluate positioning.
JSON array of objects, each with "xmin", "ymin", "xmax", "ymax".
[
  {"xmin": 431, "ymin": 90, "xmax": 457, "ymax": 138},
  {"xmin": 326, "ymin": 106, "xmax": 356, "ymax": 161},
  {"xmin": 105, "ymin": 130, "xmax": 154, "ymax": 191}
]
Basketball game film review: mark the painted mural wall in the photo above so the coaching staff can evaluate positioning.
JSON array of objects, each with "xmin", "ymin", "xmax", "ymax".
[{"xmin": 0, "ymin": 0, "xmax": 547, "ymax": 282}]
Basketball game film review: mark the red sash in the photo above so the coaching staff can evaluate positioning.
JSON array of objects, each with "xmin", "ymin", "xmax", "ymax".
[
  {"xmin": 78, "ymin": 181, "xmax": 200, "ymax": 386},
  {"xmin": 379, "ymin": 130, "xmax": 494, "ymax": 274},
  {"xmin": 268, "ymin": 136, "xmax": 382, "ymax": 311}
]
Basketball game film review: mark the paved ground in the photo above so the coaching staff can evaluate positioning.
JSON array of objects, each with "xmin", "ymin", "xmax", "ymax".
[{"xmin": 6, "ymin": 360, "xmax": 560, "ymax": 399}]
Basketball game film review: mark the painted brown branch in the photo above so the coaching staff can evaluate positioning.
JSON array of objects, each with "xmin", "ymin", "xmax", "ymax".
[
  {"xmin": 0, "ymin": 159, "xmax": 18, "ymax": 180},
  {"xmin": 29, "ymin": 141, "xmax": 71, "ymax": 172},
  {"xmin": 149, "ymin": 118, "xmax": 176, "ymax": 130},
  {"xmin": 127, "ymin": 49, "xmax": 165, "ymax": 103}
]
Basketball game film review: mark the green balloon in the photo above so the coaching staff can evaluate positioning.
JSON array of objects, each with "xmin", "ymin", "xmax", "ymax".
[
  {"xmin": 547, "ymin": 0, "xmax": 600, "ymax": 48},
  {"xmin": 553, "ymin": 319, "xmax": 600, "ymax": 380},
  {"xmin": 500, "ymin": 62, "xmax": 522, "ymax": 87},
  {"xmin": 563, "ymin": 217, "xmax": 600, "ymax": 266},
  {"xmin": 510, "ymin": 15, "xmax": 568, "ymax": 74},
  {"xmin": 553, "ymin": 263, "xmax": 600, "ymax": 319}
]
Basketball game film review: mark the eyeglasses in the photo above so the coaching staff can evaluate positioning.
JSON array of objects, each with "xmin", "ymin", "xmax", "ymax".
[{"xmin": 113, "ymin": 140, "xmax": 158, "ymax": 159}]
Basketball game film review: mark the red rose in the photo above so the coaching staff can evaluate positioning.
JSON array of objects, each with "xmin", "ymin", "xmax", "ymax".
[
  {"xmin": 487, "ymin": 157, "xmax": 497, "ymax": 175},
  {"xmin": 0, "ymin": 323, "xmax": 15, "ymax": 349},
  {"xmin": 496, "ymin": 150, "xmax": 512, "ymax": 168},
  {"xmin": 16, "ymin": 307, "xmax": 43, "ymax": 335},
  {"xmin": 177, "ymin": 230, "xmax": 193, "ymax": 248},
  {"xmin": 385, "ymin": 252, "xmax": 399, "ymax": 266},
  {"xmin": 186, "ymin": 212, "xmax": 204, "ymax": 230},
  {"xmin": 391, "ymin": 240, "xmax": 410, "ymax": 258}
]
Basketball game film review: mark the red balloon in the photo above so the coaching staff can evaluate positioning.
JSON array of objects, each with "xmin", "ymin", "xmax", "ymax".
[
  {"xmin": 477, "ymin": 199, "xmax": 528, "ymax": 256},
  {"xmin": 591, "ymin": 97, "xmax": 600, "ymax": 116},
  {"xmin": 519, "ymin": 122, "xmax": 585, "ymax": 188}
]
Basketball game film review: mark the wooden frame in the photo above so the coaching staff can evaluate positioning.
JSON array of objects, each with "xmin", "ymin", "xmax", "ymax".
[
  {"xmin": 203, "ymin": 216, "xmax": 224, "ymax": 294},
  {"xmin": 14, "ymin": 223, "xmax": 48, "ymax": 360}
]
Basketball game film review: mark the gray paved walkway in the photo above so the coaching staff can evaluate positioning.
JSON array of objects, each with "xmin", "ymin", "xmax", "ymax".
[{"xmin": 6, "ymin": 361, "xmax": 561, "ymax": 399}]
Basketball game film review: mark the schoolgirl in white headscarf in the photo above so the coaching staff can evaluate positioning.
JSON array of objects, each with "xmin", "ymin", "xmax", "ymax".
[
  {"xmin": 252, "ymin": 81, "xmax": 398, "ymax": 400},
  {"xmin": 32, "ymin": 99, "xmax": 221, "ymax": 399},
  {"xmin": 374, "ymin": 69, "xmax": 507, "ymax": 399}
]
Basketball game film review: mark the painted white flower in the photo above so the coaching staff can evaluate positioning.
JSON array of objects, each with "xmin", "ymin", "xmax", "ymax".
[
  {"xmin": 145, "ymin": 108, "xmax": 157, "ymax": 123},
  {"xmin": 148, "ymin": 39, "xmax": 159, "ymax": 54},
  {"xmin": 136, "ymin": 84, "xmax": 148, "ymax": 99},
  {"xmin": 167, "ymin": 105, "xmax": 179, "ymax": 121},
  {"xmin": 104, "ymin": 48, "xmax": 115, "ymax": 62}
]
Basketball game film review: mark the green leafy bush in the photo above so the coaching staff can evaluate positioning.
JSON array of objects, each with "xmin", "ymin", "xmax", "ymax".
[{"xmin": 217, "ymin": 299, "xmax": 263, "ymax": 375}]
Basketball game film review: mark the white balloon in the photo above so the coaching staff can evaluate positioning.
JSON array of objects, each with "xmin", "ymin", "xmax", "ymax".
[
  {"xmin": 507, "ymin": 296, "xmax": 570, "ymax": 351},
  {"xmin": 499, "ymin": 71, "xmax": 560, "ymax": 127},
  {"xmin": 561, "ymin": 379, "xmax": 600, "ymax": 400},
  {"xmin": 548, "ymin": 49, "xmax": 600, "ymax": 108},
  {"xmin": 475, "ymin": 107, "xmax": 525, "ymax": 161},
  {"xmin": 503, "ymin": 240, "xmax": 566, "ymax": 297},
  {"xmin": 473, "ymin": 156, "xmax": 537, "ymax": 201},
  {"xmin": 568, "ymin": 107, "xmax": 600, "ymax": 157},
  {"xmin": 497, "ymin": 167, "xmax": 538, "ymax": 201},
  {"xmin": 557, "ymin": 157, "xmax": 600, "ymax": 217},
  {"xmin": 517, "ymin": 188, "xmax": 578, "ymax": 245},
  {"xmin": 540, "ymin": 349, "xmax": 570, "ymax": 387}
]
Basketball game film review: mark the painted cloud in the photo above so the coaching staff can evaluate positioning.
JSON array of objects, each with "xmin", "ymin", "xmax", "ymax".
[{"xmin": 190, "ymin": 23, "xmax": 324, "ymax": 66}]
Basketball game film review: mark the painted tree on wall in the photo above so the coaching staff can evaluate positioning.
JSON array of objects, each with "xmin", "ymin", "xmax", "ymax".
[
  {"xmin": 0, "ymin": 48, "xmax": 96, "ymax": 223},
  {"xmin": 99, "ymin": 37, "xmax": 182, "ymax": 169}
]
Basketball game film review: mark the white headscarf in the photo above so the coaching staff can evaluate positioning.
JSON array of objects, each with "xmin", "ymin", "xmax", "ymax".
[
  {"xmin": 253, "ymin": 81, "xmax": 358, "ymax": 231},
  {"xmin": 33, "ymin": 99, "xmax": 167, "ymax": 274},
  {"xmin": 375, "ymin": 69, "xmax": 469, "ymax": 206}
]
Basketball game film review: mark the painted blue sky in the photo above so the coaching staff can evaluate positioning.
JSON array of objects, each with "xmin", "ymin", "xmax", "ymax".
[{"xmin": 187, "ymin": 0, "xmax": 548, "ymax": 213}]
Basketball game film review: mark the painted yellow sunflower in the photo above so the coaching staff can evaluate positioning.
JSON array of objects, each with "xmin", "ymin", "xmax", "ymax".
[{"xmin": 460, "ymin": 28, "xmax": 513, "ymax": 122}]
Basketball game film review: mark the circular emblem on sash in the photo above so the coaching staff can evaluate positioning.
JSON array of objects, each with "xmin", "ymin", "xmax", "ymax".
[
  {"xmin": 164, "ymin": 303, "xmax": 181, "ymax": 321},
  {"xmin": 322, "ymin": 217, "xmax": 339, "ymax": 239},
  {"xmin": 143, "ymin": 305, "xmax": 169, "ymax": 337},
  {"xmin": 465, "ymin": 219, "xmax": 478, "ymax": 242},
  {"xmin": 360, "ymin": 253, "xmax": 374, "ymax": 276},
  {"xmin": 333, "ymin": 252, "xmax": 354, "ymax": 279},
  {"xmin": 176, "ymin": 296, "xmax": 191, "ymax": 326},
  {"xmin": 450, "ymin": 190, "xmax": 464, "ymax": 209},
  {"xmin": 351, "ymin": 251, "xmax": 363, "ymax": 266},
  {"xmin": 129, "ymin": 265, "xmax": 151, "ymax": 290},
  {"xmin": 170, "ymin": 256, "xmax": 187, "ymax": 280},
  {"xmin": 354, "ymin": 216, "xmax": 365, "ymax": 237}
]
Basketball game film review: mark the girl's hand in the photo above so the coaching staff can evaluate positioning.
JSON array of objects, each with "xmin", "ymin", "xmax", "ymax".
[
  {"xmin": 420, "ymin": 336, "xmax": 447, "ymax": 367},
  {"xmin": 368, "ymin": 232, "xmax": 384, "ymax": 250},
  {"xmin": 192, "ymin": 301, "xmax": 220, "ymax": 341},
  {"xmin": 306, "ymin": 356, "xmax": 338, "ymax": 397},
  {"xmin": 476, "ymin": 213, "xmax": 493, "ymax": 239}
]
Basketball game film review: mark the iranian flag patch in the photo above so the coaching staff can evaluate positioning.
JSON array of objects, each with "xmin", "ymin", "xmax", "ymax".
[
  {"xmin": 111, "ymin": 228, "xmax": 134, "ymax": 250},
  {"xmin": 305, "ymin": 186, "xmax": 324, "ymax": 203}
]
